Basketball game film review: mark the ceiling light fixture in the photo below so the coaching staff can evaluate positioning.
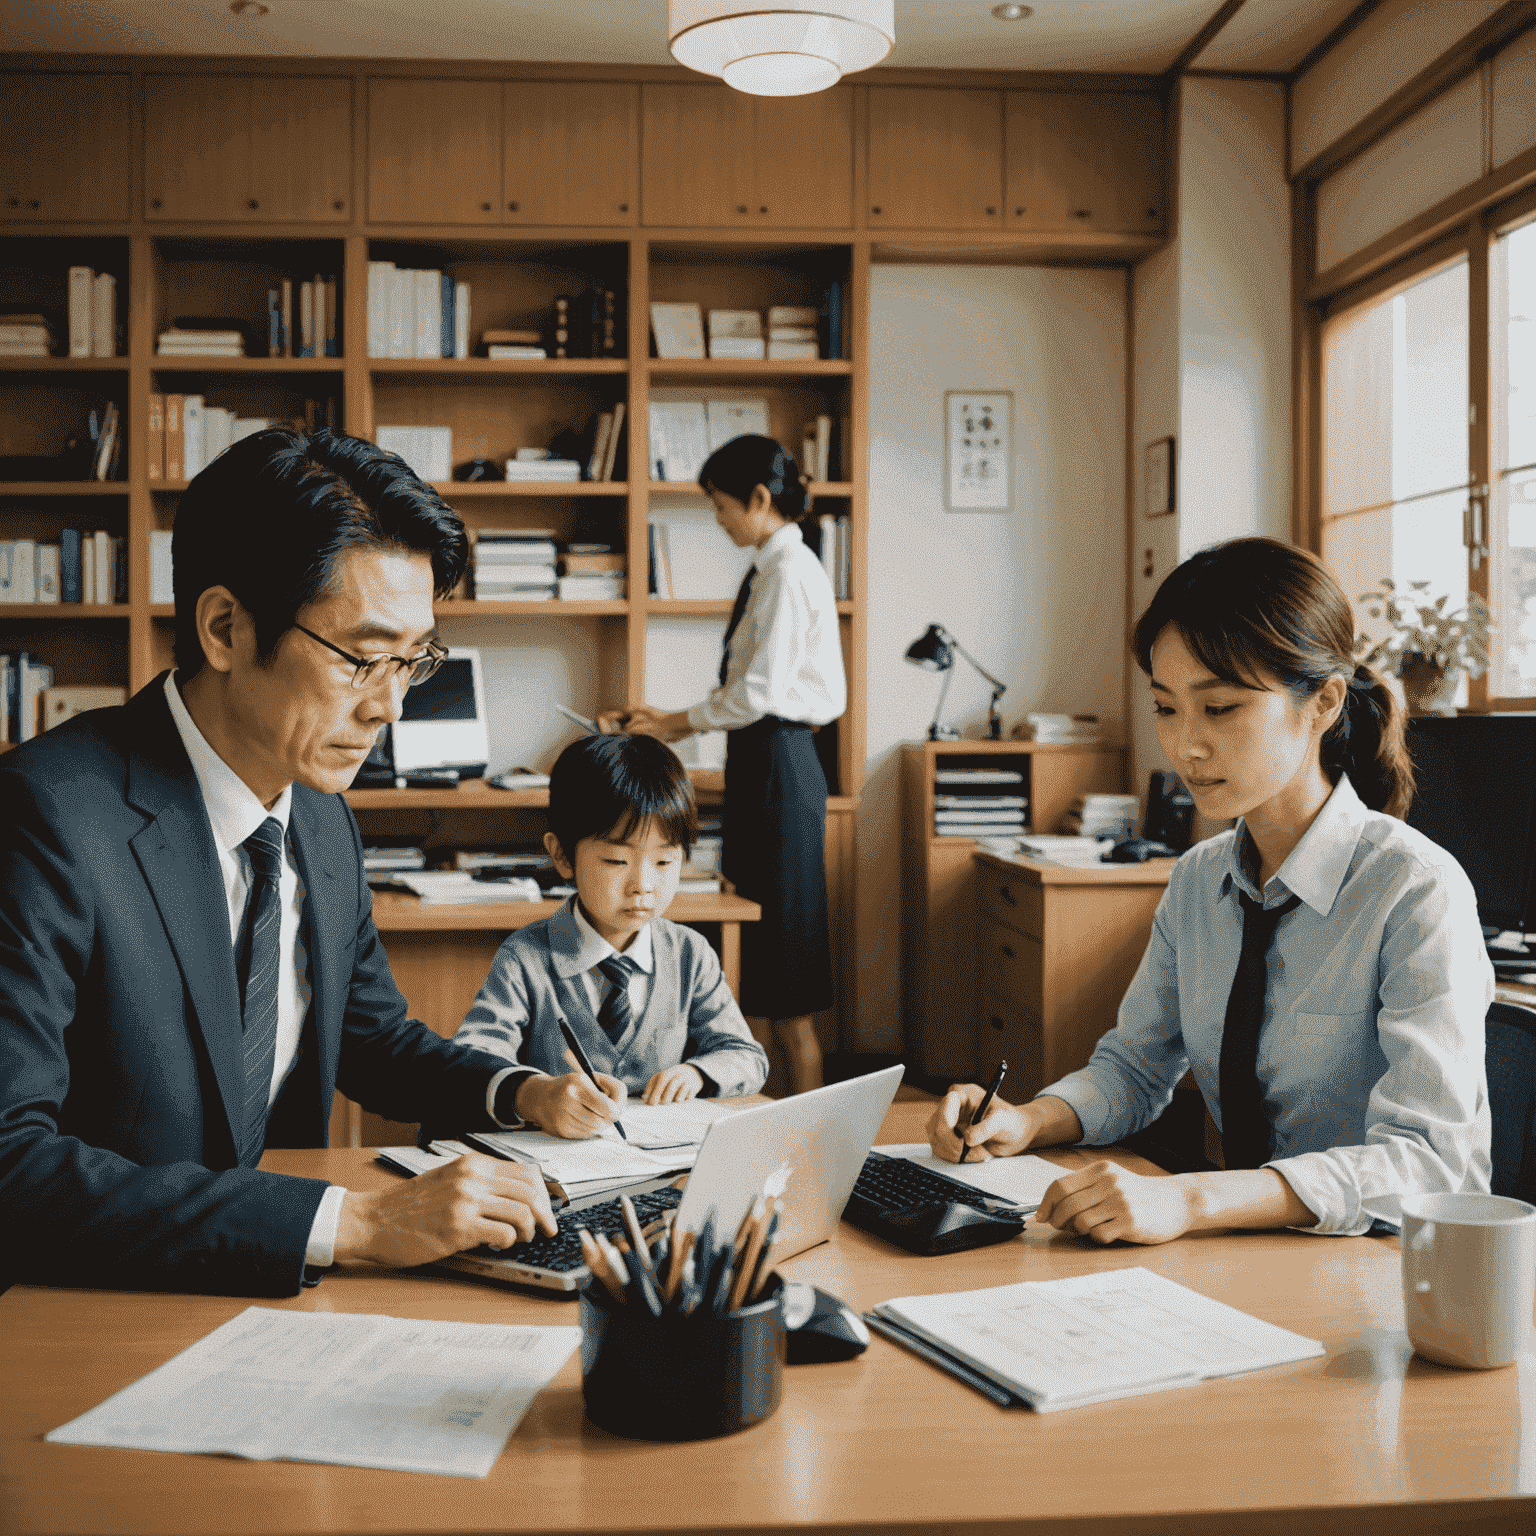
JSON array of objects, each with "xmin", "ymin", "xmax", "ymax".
[
  {"xmin": 668, "ymin": 1, "xmax": 894, "ymax": 98},
  {"xmin": 991, "ymin": 3, "xmax": 1033, "ymax": 18}
]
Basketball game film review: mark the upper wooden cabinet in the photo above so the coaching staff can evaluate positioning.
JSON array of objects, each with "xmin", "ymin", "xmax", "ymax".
[
  {"xmin": 641, "ymin": 85, "xmax": 853, "ymax": 228},
  {"xmin": 368, "ymin": 78, "xmax": 501, "ymax": 225},
  {"xmin": 0, "ymin": 73, "xmax": 130, "ymax": 222},
  {"xmin": 503, "ymin": 81, "xmax": 637, "ymax": 226},
  {"xmin": 866, "ymin": 88, "xmax": 1003, "ymax": 230},
  {"xmin": 145, "ymin": 75, "xmax": 351, "ymax": 222},
  {"xmin": 1005, "ymin": 92, "xmax": 1165, "ymax": 235}
]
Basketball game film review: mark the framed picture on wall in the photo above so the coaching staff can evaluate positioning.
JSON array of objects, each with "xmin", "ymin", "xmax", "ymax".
[
  {"xmin": 1144, "ymin": 436, "xmax": 1175, "ymax": 516},
  {"xmin": 944, "ymin": 390, "xmax": 1012, "ymax": 513}
]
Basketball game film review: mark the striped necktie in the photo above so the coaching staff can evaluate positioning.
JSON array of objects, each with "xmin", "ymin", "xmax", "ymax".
[
  {"xmin": 718, "ymin": 568, "xmax": 755, "ymax": 687},
  {"xmin": 596, "ymin": 953, "xmax": 640, "ymax": 1044},
  {"xmin": 237, "ymin": 816, "xmax": 286, "ymax": 1168},
  {"xmin": 1218, "ymin": 891, "xmax": 1301, "ymax": 1170}
]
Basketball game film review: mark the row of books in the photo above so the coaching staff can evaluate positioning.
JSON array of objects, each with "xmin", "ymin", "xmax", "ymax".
[
  {"xmin": 64, "ymin": 268, "xmax": 119, "ymax": 358},
  {"xmin": 1061, "ymin": 794, "xmax": 1139, "ymax": 841},
  {"xmin": 471, "ymin": 531, "xmax": 624, "ymax": 602},
  {"xmin": 366, "ymin": 264, "xmax": 469, "ymax": 359},
  {"xmin": 145, "ymin": 394, "xmax": 337, "ymax": 483},
  {"xmin": 0, "ymin": 530, "xmax": 124, "ymax": 606},
  {"xmin": 0, "ymin": 664, "xmax": 125, "ymax": 747},
  {"xmin": 649, "ymin": 398, "xmax": 770, "ymax": 484},
  {"xmin": 648, "ymin": 284, "xmax": 844, "ymax": 360},
  {"xmin": 813, "ymin": 512, "xmax": 852, "ymax": 601}
]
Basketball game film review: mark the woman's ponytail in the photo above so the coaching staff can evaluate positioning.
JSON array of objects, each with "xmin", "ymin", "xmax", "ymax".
[{"xmin": 1321, "ymin": 661, "xmax": 1416, "ymax": 819}]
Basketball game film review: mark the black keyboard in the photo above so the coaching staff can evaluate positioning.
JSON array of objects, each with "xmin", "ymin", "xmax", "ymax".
[
  {"xmin": 474, "ymin": 1183, "xmax": 683, "ymax": 1272},
  {"xmin": 843, "ymin": 1152, "xmax": 1028, "ymax": 1257}
]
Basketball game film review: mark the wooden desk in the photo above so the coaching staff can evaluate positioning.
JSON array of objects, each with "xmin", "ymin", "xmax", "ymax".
[{"xmin": 6, "ymin": 1102, "xmax": 1534, "ymax": 1536}]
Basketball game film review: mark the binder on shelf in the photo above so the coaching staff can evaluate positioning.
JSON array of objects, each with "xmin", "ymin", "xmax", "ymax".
[
  {"xmin": 649, "ymin": 302, "xmax": 705, "ymax": 359},
  {"xmin": 68, "ymin": 266, "xmax": 93, "ymax": 357},
  {"xmin": 59, "ymin": 529, "xmax": 82, "ymax": 605},
  {"xmin": 454, "ymin": 280, "xmax": 470, "ymax": 359},
  {"xmin": 164, "ymin": 395, "xmax": 184, "ymax": 483},
  {"xmin": 37, "ymin": 545, "xmax": 59, "ymax": 604},
  {"xmin": 93, "ymin": 530, "xmax": 113, "ymax": 606},
  {"xmin": 91, "ymin": 273, "xmax": 116, "ymax": 359},
  {"xmin": 366, "ymin": 262, "xmax": 392, "ymax": 359},
  {"xmin": 180, "ymin": 396, "xmax": 205, "ymax": 482},
  {"xmin": 146, "ymin": 395, "xmax": 164, "ymax": 482}
]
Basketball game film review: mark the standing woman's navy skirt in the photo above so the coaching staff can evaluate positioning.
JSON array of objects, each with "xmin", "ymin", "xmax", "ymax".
[{"xmin": 722, "ymin": 716, "xmax": 833, "ymax": 1019}]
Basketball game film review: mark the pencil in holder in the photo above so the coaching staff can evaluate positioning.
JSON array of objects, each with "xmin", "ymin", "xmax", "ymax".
[{"xmin": 579, "ymin": 1271, "xmax": 785, "ymax": 1440}]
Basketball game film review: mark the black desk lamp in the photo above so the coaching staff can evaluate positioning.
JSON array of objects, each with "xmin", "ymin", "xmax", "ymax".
[{"xmin": 904, "ymin": 624, "xmax": 1007, "ymax": 740}]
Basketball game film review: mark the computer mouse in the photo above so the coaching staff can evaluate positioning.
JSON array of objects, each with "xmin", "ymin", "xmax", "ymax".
[
  {"xmin": 783, "ymin": 1284, "xmax": 871, "ymax": 1363},
  {"xmin": 1107, "ymin": 836, "xmax": 1175, "ymax": 863}
]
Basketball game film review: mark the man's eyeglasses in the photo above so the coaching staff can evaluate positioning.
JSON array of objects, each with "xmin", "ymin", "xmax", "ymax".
[{"xmin": 294, "ymin": 623, "xmax": 448, "ymax": 691}]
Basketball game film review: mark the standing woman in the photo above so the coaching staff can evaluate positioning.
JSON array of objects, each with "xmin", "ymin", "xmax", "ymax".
[
  {"xmin": 928, "ymin": 536, "xmax": 1493, "ymax": 1242},
  {"xmin": 605, "ymin": 435, "xmax": 846, "ymax": 1093}
]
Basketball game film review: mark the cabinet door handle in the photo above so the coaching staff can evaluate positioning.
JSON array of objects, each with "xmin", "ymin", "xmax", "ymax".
[
  {"xmin": 151, "ymin": 197, "xmax": 163, "ymax": 209},
  {"xmin": 619, "ymin": 202, "xmax": 629, "ymax": 212},
  {"xmin": 1146, "ymin": 207, "xmax": 1159, "ymax": 218},
  {"xmin": 1014, "ymin": 206, "xmax": 1025, "ymax": 216},
  {"xmin": 507, "ymin": 200, "xmax": 520, "ymax": 211},
  {"xmin": 736, "ymin": 204, "xmax": 748, "ymax": 214},
  {"xmin": 871, "ymin": 205, "xmax": 882, "ymax": 214},
  {"xmin": 985, "ymin": 205, "xmax": 996, "ymax": 216},
  {"xmin": 332, "ymin": 199, "xmax": 345, "ymax": 211},
  {"xmin": 7, "ymin": 197, "xmax": 19, "ymax": 209},
  {"xmin": 247, "ymin": 199, "xmax": 259, "ymax": 210},
  {"xmin": 1073, "ymin": 208, "xmax": 1091, "ymax": 219},
  {"xmin": 999, "ymin": 884, "xmax": 1016, "ymax": 906},
  {"xmin": 759, "ymin": 205, "xmax": 768, "ymax": 213},
  {"xmin": 989, "ymin": 1014, "xmax": 1004, "ymax": 1032},
  {"xmin": 1001, "ymin": 943, "xmax": 1015, "ymax": 959},
  {"xmin": 480, "ymin": 201, "xmax": 492, "ymax": 211},
  {"xmin": 26, "ymin": 198, "xmax": 40, "ymax": 210}
]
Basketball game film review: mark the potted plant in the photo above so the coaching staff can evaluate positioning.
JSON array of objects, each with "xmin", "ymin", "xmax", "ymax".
[{"xmin": 1355, "ymin": 578, "xmax": 1492, "ymax": 716}]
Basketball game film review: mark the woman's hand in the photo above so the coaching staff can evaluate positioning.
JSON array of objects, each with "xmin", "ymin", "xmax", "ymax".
[
  {"xmin": 643, "ymin": 1063, "xmax": 705, "ymax": 1105},
  {"xmin": 1034, "ymin": 1162, "xmax": 1196, "ymax": 1245},
  {"xmin": 926, "ymin": 1083, "xmax": 1034, "ymax": 1162},
  {"xmin": 622, "ymin": 706, "xmax": 694, "ymax": 743}
]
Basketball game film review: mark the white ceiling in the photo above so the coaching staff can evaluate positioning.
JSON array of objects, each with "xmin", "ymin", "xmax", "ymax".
[{"xmin": 0, "ymin": 0, "xmax": 1361, "ymax": 77}]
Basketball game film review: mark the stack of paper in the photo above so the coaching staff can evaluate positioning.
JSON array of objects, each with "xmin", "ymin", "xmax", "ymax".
[
  {"xmin": 378, "ymin": 870, "xmax": 542, "ymax": 904},
  {"xmin": 870, "ymin": 1267, "xmax": 1324, "ymax": 1412},
  {"xmin": 1016, "ymin": 834, "xmax": 1115, "ymax": 866},
  {"xmin": 464, "ymin": 1127, "xmax": 698, "ymax": 1199},
  {"xmin": 47, "ymin": 1307, "xmax": 578, "ymax": 1478}
]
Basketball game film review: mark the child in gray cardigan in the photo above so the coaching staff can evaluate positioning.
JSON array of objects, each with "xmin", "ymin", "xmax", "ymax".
[{"xmin": 455, "ymin": 734, "xmax": 769, "ymax": 1138}]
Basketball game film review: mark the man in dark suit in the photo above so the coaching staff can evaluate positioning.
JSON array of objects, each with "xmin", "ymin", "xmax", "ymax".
[{"xmin": 0, "ymin": 429, "xmax": 614, "ymax": 1296}]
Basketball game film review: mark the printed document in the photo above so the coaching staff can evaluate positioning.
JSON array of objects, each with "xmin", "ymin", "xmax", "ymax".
[
  {"xmin": 873, "ymin": 1143, "xmax": 1064, "ymax": 1210},
  {"xmin": 46, "ymin": 1307, "xmax": 580, "ymax": 1477},
  {"xmin": 874, "ymin": 1266, "xmax": 1324, "ymax": 1412}
]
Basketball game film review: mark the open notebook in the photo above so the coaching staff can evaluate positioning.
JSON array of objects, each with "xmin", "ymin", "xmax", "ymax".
[{"xmin": 869, "ymin": 1266, "xmax": 1324, "ymax": 1412}]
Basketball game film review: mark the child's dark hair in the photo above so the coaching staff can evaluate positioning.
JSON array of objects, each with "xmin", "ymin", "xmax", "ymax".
[
  {"xmin": 698, "ymin": 433, "xmax": 810, "ymax": 521},
  {"xmin": 1132, "ymin": 536, "xmax": 1415, "ymax": 818},
  {"xmin": 547, "ymin": 734, "xmax": 697, "ymax": 860}
]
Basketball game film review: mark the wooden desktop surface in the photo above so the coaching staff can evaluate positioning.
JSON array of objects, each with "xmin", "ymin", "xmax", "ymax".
[{"xmin": 5, "ymin": 1102, "xmax": 1534, "ymax": 1536}]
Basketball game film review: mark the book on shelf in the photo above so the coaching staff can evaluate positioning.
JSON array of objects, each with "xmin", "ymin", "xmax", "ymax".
[
  {"xmin": 578, "ymin": 402, "xmax": 626, "ymax": 482},
  {"xmin": 91, "ymin": 274, "xmax": 116, "ymax": 359},
  {"xmin": 454, "ymin": 280, "xmax": 469, "ymax": 360},
  {"xmin": 707, "ymin": 309, "xmax": 762, "ymax": 360},
  {"xmin": 822, "ymin": 279, "xmax": 844, "ymax": 361},
  {"xmin": 768, "ymin": 325, "xmax": 818, "ymax": 342},
  {"xmin": 1018, "ymin": 711, "xmax": 1104, "ymax": 744},
  {"xmin": 181, "ymin": 396, "xmax": 204, "ymax": 479},
  {"xmin": 376, "ymin": 426, "xmax": 452, "ymax": 482},
  {"xmin": 557, "ymin": 574, "xmax": 625, "ymax": 601},
  {"xmin": 164, "ymin": 395, "xmax": 183, "ymax": 481},
  {"xmin": 767, "ymin": 340, "xmax": 818, "ymax": 360},
  {"xmin": 1061, "ymin": 794, "xmax": 1138, "ymax": 840},
  {"xmin": 706, "ymin": 398, "xmax": 769, "ymax": 451},
  {"xmin": 648, "ymin": 400, "xmax": 712, "ymax": 483},
  {"xmin": 560, "ymin": 551, "xmax": 624, "ymax": 575},
  {"xmin": 549, "ymin": 288, "xmax": 620, "ymax": 360},
  {"xmin": 646, "ymin": 522, "xmax": 675, "ymax": 599},
  {"xmin": 366, "ymin": 263, "xmax": 468, "ymax": 360},
  {"xmin": 146, "ymin": 394, "xmax": 164, "ymax": 481},
  {"xmin": 91, "ymin": 401, "xmax": 120, "ymax": 482},
  {"xmin": 159, "ymin": 328, "xmax": 245, "ymax": 358},
  {"xmin": 68, "ymin": 266, "xmax": 93, "ymax": 357},
  {"xmin": 708, "ymin": 336, "xmax": 765, "ymax": 360},
  {"xmin": 503, "ymin": 458, "xmax": 582, "ymax": 482},
  {"xmin": 649, "ymin": 301, "xmax": 705, "ymax": 360},
  {"xmin": 815, "ymin": 512, "xmax": 851, "ymax": 600},
  {"xmin": 935, "ymin": 767, "xmax": 1026, "ymax": 784},
  {"xmin": 0, "ymin": 314, "xmax": 54, "ymax": 357},
  {"xmin": 768, "ymin": 305, "xmax": 818, "ymax": 328},
  {"xmin": 149, "ymin": 529, "xmax": 174, "ymax": 605},
  {"xmin": 487, "ymin": 346, "xmax": 546, "ymax": 359},
  {"xmin": 0, "ymin": 652, "xmax": 54, "ymax": 745}
]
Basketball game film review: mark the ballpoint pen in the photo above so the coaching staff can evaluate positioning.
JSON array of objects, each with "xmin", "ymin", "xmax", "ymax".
[
  {"xmin": 958, "ymin": 1059, "xmax": 1007, "ymax": 1165},
  {"xmin": 558, "ymin": 1016, "xmax": 627, "ymax": 1140}
]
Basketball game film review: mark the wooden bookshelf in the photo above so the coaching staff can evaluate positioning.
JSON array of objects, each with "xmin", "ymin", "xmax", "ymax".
[{"xmin": 1, "ymin": 52, "xmax": 1168, "ymax": 1056}]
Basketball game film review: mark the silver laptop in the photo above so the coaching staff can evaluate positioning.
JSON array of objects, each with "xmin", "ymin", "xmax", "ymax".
[{"xmin": 435, "ymin": 1065, "xmax": 905, "ymax": 1292}]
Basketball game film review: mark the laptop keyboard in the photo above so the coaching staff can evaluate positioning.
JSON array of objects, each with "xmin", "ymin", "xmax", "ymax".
[
  {"xmin": 476, "ymin": 1183, "xmax": 684, "ymax": 1272},
  {"xmin": 851, "ymin": 1151, "xmax": 1008, "ymax": 1215}
]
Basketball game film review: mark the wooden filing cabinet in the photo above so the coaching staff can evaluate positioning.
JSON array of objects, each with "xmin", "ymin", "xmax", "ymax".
[{"xmin": 974, "ymin": 851, "xmax": 1172, "ymax": 1098}]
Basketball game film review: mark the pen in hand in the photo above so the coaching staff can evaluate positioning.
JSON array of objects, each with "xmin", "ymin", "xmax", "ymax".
[
  {"xmin": 557, "ymin": 1016, "xmax": 627, "ymax": 1141},
  {"xmin": 958, "ymin": 1059, "xmax": 1007, "ymax": 1165}
]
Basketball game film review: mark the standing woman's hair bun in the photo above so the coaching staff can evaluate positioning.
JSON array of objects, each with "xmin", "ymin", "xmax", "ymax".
[{"xmin": 698, "ymin": 433, "xmax": 811, "ymax": 521}]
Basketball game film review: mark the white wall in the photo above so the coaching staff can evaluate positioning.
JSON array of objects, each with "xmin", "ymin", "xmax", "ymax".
[
  {"xmin": 1127, "ymin": 78, "xmax": 1292, "ymax": 807},
  {"xmin": 856, "ymin": 264, "xmax": 1128, "ymax": 1051}
]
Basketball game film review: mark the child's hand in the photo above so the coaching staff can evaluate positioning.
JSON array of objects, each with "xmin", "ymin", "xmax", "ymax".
[
  {"xmin": 643, "ymin": 1064, "xmax": 705, "ymax": 1104},
  {"xmin": 515, "ymin": 1070, "xmax": 628, "ymax": 1139}
]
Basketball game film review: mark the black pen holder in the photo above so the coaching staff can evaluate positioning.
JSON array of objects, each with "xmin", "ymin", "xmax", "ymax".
[{"xmin": 580, "ymin": 1272, "xmax": 785, "ymax": 1441}]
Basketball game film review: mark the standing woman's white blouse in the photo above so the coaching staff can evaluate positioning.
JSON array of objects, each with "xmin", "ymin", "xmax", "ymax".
[
  {"xmin": 1041, "ymin": 775, "xmax": 1494, "ymax": 1234},
  {"xmin": 685, "ymin": 523, "xmax": 846, "ymax": 733}
]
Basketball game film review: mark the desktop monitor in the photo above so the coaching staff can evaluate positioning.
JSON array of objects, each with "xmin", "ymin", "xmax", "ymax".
[
  {"xmin": 1404, "ymin": 714, "xmax": 1536, "ymax": 950},
  {"xmin": 352, "ymin": 646, "xmax": 489, "ymax": 786}
]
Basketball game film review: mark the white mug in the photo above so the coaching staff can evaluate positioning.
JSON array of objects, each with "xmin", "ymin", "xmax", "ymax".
[{"xmin": 1400, "ymin": 1192, "xmax": 1536, "ymax": 1370}]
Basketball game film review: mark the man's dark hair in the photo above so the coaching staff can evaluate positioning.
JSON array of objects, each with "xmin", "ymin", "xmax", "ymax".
[
  {"xmin": 547, "ymin": 734, "xmax": 697, "ymax": 862},
  {"xmin": 172, "ymin": 427, "xmax": 469, "ymax": 677}
]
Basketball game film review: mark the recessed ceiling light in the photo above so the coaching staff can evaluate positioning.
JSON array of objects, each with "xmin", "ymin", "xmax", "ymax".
[
  {"xmin": 992, "ymin": 3, "xmax": 1032, "ymax": 18},
  {"xmin": 230, "ymin": 1, "xmax": 269, "ymax": 17}
]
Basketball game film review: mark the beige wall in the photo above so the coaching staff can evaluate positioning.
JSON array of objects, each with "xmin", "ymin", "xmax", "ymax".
[{"xmin": 855, "ymin": 263, "xmax": 1128, "ymax": 1052}]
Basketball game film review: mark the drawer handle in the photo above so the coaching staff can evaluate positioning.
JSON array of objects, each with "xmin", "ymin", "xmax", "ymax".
[
  {"xmin": 508, "ymin": 200, "xmax": 520, "ymax": 211},
  {"xmin": 989, "ymin": 1015, "xmax": 1004, "ymax": 1031},
  {"xmin": 1001, "ymin": 943, "xmax": 1015, "ymax": 959},
  {"xmin": 999, "ymin": 885, "xmax": 1016, "ymax": 906},
  {"xmin": 985, "ymin": 205, "xmax": 996, "ymax": 216},
  {"xmin": 1073, "ymin": 208, "xmax": 1091, "ymax": 219},
  {"xmin": 333, "ymin": 199, "xmax": 345, "ymax": 210},
  {"xmin": 480, "ymin": 201, "xmax": 492, "ymax": 211}
]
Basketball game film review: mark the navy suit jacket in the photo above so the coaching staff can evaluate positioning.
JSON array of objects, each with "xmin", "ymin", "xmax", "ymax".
[{"xmin": 0, "ymin": 675, "xmax": 509, "ymax": 1296}]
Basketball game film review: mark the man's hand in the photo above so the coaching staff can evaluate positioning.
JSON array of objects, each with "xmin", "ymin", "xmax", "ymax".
[
  {"xmin": 1034, "ymin": 1162, "xmax": 1196, "ymax": 1246},
  {"xmin": 926, "ymin": 1082, "xmax": 1033, "ymax": 1162},
  {"xmin": 334, "ymin": 1154, "xmax": 556, "ymax": 1267},
  {"xmin": 644, "ymin": 1063, "xmax": 704, "ymax": 1105},
  {"xmin": 621, "ymin": 705, "xmax": 694, "ymax": 744},
  {"xmin": 594, "ymin": 709, "xmax": 631, "ymax": 735},
  {"xmin": 515, "ymin": 1067, "xmax": 627, "ymax": 1139}
]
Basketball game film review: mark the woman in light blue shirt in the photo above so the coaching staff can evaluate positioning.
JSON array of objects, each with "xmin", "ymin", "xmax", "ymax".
[{"xmin": 929, "ymin": 537, "xmax": 1493, "ymax": 1243}]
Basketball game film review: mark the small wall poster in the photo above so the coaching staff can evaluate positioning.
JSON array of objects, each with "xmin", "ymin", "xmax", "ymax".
[{"xmin": 944, "ymin": 390, "xmax": 1012, "ymax": 513}]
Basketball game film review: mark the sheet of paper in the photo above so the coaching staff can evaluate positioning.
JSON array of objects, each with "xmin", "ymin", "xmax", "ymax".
[
  {"xmin": 876, "ymin": 1266, "xmax": 1324, "ymax": 1412},
  {"xmin": 47, "ymin": 1307, "xmax": 580, "ymax": 1478},
  {"xmin": 471, "ymin": 1126, "xmax": 692, "ymax": 1183},
  {"xmin": 618, "ymin": 1098, "xmax": 741, "ymax": 1149},
  {"xmin": 873, "ymin": 1144, "xmax": 1064, "ymax": 1210}
]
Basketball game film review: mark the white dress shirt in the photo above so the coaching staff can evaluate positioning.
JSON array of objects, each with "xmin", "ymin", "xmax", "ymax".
[
  {"xmin": 570, "ymin": 900, "xmax": 655, "ymax": 1019},
  {"xmin": 1041, "ymin": 775, "xmax": 1494, "ymax": 1235},
  {"xmin": 686, "ymin": 522, "xmax": 846, "ymax": 733},
  {"xmin": 163, "ymin": 674, "xmax": 345, "ymax": 1265}
]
